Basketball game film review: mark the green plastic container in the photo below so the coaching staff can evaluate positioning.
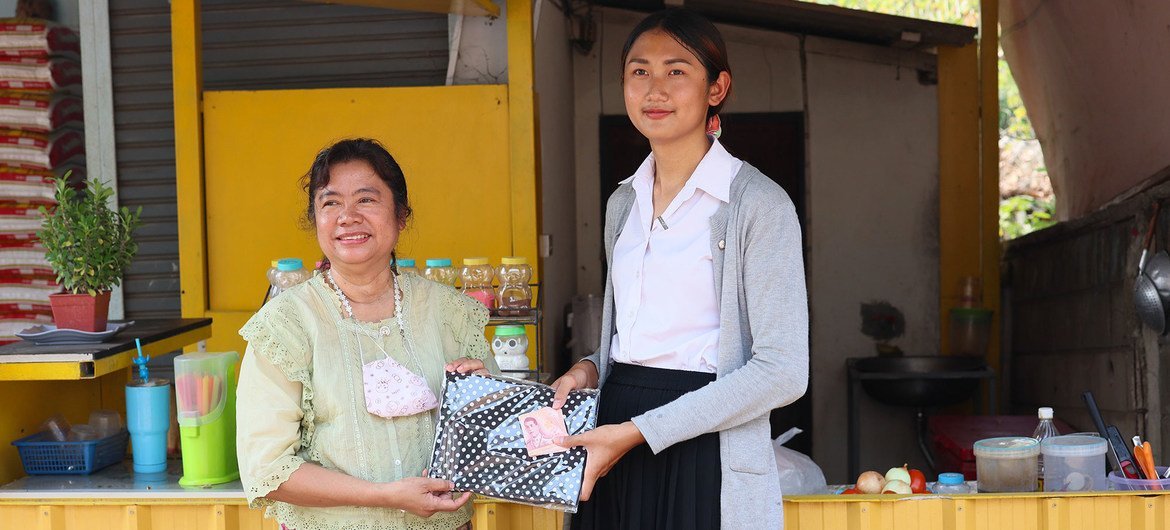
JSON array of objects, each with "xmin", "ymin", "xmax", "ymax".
[{"xmin": 174, "ymin": 351, "xmax": 240, "ymax": 486}]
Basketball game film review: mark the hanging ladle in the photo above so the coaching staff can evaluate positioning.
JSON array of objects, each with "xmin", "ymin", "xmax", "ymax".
[{"xmin": 1134, "ymin": 203, "xmax": 1164, "ymax": 334}]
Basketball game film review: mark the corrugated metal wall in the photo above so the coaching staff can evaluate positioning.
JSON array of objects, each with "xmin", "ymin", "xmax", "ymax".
[{"xmin": 109, "ymin": 0, "xmax": 449, "ymax": 317}]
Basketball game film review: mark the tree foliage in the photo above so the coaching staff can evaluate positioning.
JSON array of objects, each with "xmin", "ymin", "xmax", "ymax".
[{"xmin": 999, "ymin": 194, "xmax": 1054, "ymax": 239}]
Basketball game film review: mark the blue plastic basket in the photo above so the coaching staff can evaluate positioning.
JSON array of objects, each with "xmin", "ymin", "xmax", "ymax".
[{"xmin": 12, "ymin": 430, "xmax": 128, "ymax": 475}]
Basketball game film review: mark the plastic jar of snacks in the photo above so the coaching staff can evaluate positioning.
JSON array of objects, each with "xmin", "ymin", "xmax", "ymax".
[
  {"xmin": 395, "ymin": 258, "xmax": 419, "ymax": 276},
  {"xmin": 496, "ymin": 256, "xmax": 533, "ymax": 316},
  {"xmin": 460, "ymin": 257, "xmax": 496, "ymax": 309},
  {"xmin": 423, "ymin": 258, "xmax": 458, "ymax": 287}
]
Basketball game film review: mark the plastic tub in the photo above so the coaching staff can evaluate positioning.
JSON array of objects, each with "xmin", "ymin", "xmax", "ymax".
[
  {"xmin": 1109, "ymin": 466, "xmax": 1170, "ymax": 491},
  {"xmin": 974, "ymin": 436, "xmax": 1039, "ymax": 492},
  {"xmin": 1041, "ymin": 434, "xmax": 1107, "ymax": 491}
]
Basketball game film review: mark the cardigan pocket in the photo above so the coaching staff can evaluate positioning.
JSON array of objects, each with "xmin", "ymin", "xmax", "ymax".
[{"xmin": 727, "ymin": 416, "xmax": 775, "ymax": 475}]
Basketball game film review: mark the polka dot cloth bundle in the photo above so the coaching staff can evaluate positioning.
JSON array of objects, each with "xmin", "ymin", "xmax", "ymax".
[{"xmin": 429, "ymin": 372, "xmax": 598, "ymax": 512}]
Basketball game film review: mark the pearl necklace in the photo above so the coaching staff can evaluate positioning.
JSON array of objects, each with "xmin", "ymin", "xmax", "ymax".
[{"xmin": 325, "ymin": 269, "xmax": 404, "ymax": 337}]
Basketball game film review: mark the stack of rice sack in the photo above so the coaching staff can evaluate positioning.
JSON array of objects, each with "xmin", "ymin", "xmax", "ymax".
[{"xmin": 0, "ymin": 19, "xmax": 83, "ymax": 343}]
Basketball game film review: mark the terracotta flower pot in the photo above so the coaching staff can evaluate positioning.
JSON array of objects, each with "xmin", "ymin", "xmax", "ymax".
[{"xmin": 48, "ymin": 291, "xmax": 112, "ymax": 332}]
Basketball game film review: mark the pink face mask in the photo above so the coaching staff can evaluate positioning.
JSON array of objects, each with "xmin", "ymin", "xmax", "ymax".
[{"xmin": 362, "ymin": 356, "xmax": 439, "ymax": 418}]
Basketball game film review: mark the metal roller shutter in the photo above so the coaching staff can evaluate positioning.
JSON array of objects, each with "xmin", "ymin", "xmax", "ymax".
[{"xmin": 109, "ymin": 0, "xmax": 449, "ymax": 317}]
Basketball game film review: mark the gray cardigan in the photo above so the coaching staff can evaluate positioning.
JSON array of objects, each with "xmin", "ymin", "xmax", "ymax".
[{"xmin": 584, "ymin": 162, "xmax": 809, "ymax": 529}]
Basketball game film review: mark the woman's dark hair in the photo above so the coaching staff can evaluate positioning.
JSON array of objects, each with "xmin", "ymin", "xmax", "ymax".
[
  {"xmin": 302, "ymin": 138, "xmax": 412, "ymax": 270},
  {"xmin": 620, "ymin": 8, "xmax": 731, "ymax": 118}
]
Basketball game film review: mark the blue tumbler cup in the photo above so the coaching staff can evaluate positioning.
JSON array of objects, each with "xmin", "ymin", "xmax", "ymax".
[{"xmin": 126, "ymin": 378, "xmax": 171, "ymax": 474}]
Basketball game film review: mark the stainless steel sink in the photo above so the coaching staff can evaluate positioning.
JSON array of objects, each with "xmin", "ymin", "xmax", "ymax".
[{"xmin": 852, "ymin": 356, "xmax": 990, "ymax": 407}]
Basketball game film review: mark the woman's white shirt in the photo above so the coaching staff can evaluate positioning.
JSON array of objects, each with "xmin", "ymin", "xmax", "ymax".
[{"xmin": 610, "ymin": 139, "xmax": 743, "ymax": 373}]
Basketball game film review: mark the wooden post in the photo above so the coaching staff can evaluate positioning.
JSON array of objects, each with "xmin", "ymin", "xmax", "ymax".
[{"xmin": 172, "ymin": 0, "xmax": 209, "ymax": 320}]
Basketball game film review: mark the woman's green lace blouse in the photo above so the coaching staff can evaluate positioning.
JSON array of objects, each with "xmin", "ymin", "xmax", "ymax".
[{"xmin": 237, "ymin": 272, "xmax": 499, "ymax": 530}]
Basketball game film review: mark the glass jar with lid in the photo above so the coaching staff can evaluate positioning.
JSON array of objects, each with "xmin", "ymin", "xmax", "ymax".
[
  {"xmin": 395, "ymin": 258, "xmax": 419, "ymax": 276},
  {"xmin": 423, "ymin": 258, "xmax": 458, "ymax": 287},
  {"xmin": 496, "ymin": 256, "xmax": 533, "ymax": 316},
  {"xmin": 460, "ymin": 257, "xmax": 496, "ymax": 309}
]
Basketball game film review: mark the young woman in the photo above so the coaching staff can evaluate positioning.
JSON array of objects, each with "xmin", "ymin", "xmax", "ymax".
[{"xmin": 550, "ymin": 9, "xmax": 809, "ymax": 530}]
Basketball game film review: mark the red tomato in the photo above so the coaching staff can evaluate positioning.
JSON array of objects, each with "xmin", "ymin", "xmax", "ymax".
[
  {"xmin": 908, "ymin": 469, "xmax": 927, "ymax": 494},
  {"xmin": 842, "ymin": 488, "xmax": 860, "ymax": 494}
]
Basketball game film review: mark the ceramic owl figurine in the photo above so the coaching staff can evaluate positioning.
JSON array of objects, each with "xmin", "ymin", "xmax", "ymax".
[{"xmin": 491, "ymin": 326, "xmax": 530, "ymax": 379}]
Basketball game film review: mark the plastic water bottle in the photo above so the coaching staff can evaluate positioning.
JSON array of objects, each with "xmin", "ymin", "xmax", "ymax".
[{"xmin": 1032, "ymin": 407, "xmax": 1059, "ymax": 490}]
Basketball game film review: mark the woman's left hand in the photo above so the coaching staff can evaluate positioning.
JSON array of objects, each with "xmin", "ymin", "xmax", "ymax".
[
  {"xmin": 556, "ymin": 422, "xmax": 645, "ymax": 501},
  {"xmin": 445, "ymin": 357, "xmax": 490, "ymax": 375}
]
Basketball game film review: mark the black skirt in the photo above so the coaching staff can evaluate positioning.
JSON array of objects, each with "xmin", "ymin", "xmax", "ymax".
[{"xmin": 572, "ymin": 363, "xmax": 721, "ymax": 530}]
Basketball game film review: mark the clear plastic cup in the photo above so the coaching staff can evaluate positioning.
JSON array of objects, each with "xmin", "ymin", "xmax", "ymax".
[
  {"xmin": 41, "ymin": 414, "xmax": 71, "ymax": 442},
  {"xmin": 89, "ymin": 409, "xmax": 123, "ymax": 438},
  {"xmin": 68, "ymin": 424, "xmax": 98, "ymax": 441}
]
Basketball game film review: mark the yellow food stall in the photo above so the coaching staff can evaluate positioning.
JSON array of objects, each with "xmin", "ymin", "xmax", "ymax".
[{"xmin": 1, "ymin": 0, "xmax": 562, "ymax": 527}]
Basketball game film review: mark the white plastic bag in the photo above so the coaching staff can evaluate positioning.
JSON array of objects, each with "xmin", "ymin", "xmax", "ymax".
[{"xmin": 773, "ymin": 427, "xmax": 828, "ymax": 495}]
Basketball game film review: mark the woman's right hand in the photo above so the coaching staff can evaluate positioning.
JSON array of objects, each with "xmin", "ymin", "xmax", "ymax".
[
  {"xmin": 550, "ymin": 360, "xmax": 599, "ymax": 409},
  {"xmin": 383, "ymin": 477, "xmax": 472, "ymax": 517}
]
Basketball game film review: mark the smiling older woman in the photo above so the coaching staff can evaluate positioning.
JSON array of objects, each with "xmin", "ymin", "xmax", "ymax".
[{"xmin": 236, "ymin": 139, "xmax": 497, "ymax": 530}]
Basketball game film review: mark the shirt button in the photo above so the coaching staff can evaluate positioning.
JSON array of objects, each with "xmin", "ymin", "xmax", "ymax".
[{"xmin": 395, "ymin": 459, "xmax": 402, "ymax": 466}]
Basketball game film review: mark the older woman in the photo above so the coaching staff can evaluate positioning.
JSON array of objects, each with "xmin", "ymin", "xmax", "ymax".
[{"xmin": 236, "ymin": 138, "xmax": 497, "ymax": 530}]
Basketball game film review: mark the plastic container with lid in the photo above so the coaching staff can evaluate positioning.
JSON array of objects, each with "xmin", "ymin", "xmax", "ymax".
[
  {"xmin": 264, "ymin": 258, "xmax": 312, "ymax": 305},
  {"xmin": 1041, "ymin": 434, "xmax": 1107, "ymax": 492},
  {"xmin": 931, "ymin": 472, "xmax": 972, "ymax": 494},
  {"xmin": 974, "ymin": 436, "xmax": 1040, "ymax": 492},
  {"xmin": 423, "ymin": 258, "xmax": 458, "ymax": 287},
  {"xmin": 396, "ymin": 258, "xmax": 419, "ymax": 276},
  {"xmin": 266, "ymin": 260, "xmax": 279, "ymax": 287},
  {"xmin": 174, "ymin": 351, "xmax": 240, "ymax": 486},
  {"xmin": 491, "ymin": 325, "xmax": 530, "ymax": 378},
  {"xmin": 496, "ymin": 256, "xmax": 533, "ymax": 316},
  {"xmin": 460, "ymin": 257, "xmax": 496, "ymax": 309}
]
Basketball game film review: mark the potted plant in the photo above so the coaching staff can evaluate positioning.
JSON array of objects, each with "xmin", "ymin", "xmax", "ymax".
[{"xmin": 37, "ymin": 175, "xmax": 141, "ymax": 331}]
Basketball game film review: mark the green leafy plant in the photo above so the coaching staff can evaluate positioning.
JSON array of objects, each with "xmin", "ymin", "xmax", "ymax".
[
  {"xmin": 37, "ymin": 175, "xmax": 142, "ymax": 295},
  {"xmin": 999, "ymin": 194, "xmax": 1054, "ymax": 240}
]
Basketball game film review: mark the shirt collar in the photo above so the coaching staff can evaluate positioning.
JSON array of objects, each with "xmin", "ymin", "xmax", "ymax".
[{"xmin": 618, "ymin": 138, "xmax": 736, "ymax": 204}]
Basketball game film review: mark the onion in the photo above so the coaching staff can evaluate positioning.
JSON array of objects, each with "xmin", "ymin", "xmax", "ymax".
[
  {"xmin": 856, "ymin": 471, "xmax": 885, "ymax": 494},
  {"xmin": 882, "ymin": 479, "xmax": 912, "ymax": 494},
  {"xmin": 885, "ymin": 465, "xmax": 911, "ymax": 485}
]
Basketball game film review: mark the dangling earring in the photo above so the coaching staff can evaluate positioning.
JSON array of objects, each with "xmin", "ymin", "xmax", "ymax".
[{"xmin": 706, "ymin": 114, "xmax": 722, "ymax": 139}]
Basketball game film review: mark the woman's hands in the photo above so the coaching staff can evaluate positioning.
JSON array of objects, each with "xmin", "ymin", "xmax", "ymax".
[
  {"xmin": 445, "ymin": 357, "xmax": 490, "ymax": 375},
  {"xmin": 550, "ymin": 360, "xmax": 599, "ymax": 409},
  {"xmin": 380, "ymin": 476, "xmax": 472, "ymax": 517},
  {"xmin": 556, "ymin": 421, "xmax": 644, "ymax": 501}
]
